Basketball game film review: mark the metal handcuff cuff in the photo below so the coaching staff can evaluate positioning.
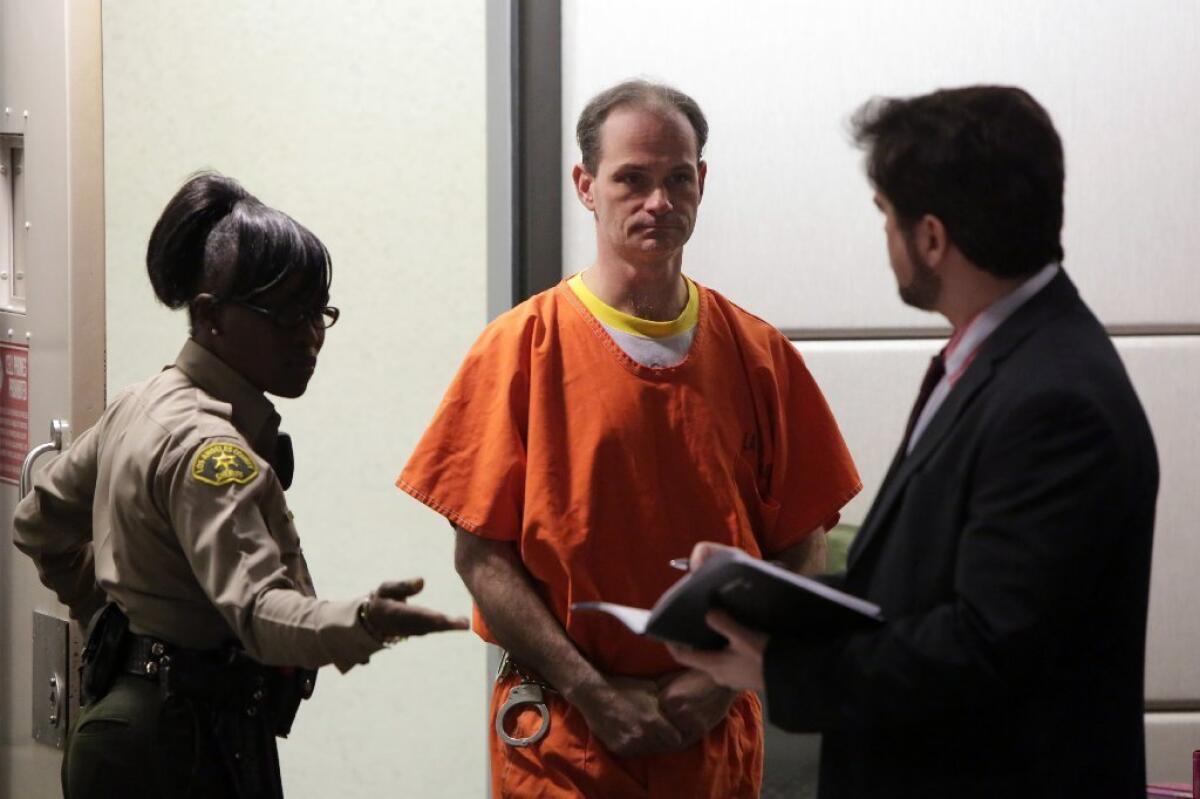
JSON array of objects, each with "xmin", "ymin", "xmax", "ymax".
[{"xmin": 494, "ymin": 650, "xmax": 554, "ymax": 747}]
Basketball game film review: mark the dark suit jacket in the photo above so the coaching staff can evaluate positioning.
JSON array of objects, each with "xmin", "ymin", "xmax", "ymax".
[{"xmin": 764, "ymin": 272, "xmax": 1159, "ymax": 798}]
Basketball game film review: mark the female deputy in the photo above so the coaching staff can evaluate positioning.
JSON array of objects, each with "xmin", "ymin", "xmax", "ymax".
[{"xmin": 13, "ymin": 172, "xmax": 468, "ymax": 798}]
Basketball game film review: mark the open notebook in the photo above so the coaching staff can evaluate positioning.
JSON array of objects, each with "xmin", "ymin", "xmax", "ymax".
[{"xmin": 573, "ymin": 547, "xmax": 884, "ymax": 649}]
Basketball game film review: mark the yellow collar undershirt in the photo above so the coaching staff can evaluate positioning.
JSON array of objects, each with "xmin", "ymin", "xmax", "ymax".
[{"xmin": 568, "ymin": 273, "xmax": 699, "ymax": 339}]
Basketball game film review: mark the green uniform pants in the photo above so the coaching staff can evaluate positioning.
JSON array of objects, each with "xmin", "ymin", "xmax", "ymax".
[{"xmin": 64, "ymin": 674, "xmax": 237, "ymax": 798}]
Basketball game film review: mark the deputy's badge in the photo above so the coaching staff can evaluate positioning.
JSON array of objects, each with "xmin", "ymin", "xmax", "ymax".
[{"xmin": 191, "ymin": 442, "xmax": 260, "ymax": 487}]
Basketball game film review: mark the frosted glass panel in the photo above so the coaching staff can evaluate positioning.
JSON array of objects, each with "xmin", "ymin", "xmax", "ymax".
[{"xmin": 563, "ymin": 1, "xmax": 1200, "ymax": 332}]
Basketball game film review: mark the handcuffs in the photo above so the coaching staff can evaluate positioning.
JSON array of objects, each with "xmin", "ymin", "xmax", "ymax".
[{"xmin": 494, "ymin": 650, "xmax": 554, "ymax": 747}]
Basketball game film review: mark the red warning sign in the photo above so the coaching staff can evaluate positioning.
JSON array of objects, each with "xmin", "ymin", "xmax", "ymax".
[{"xmin": 0, "ymin": 342, "xmax": 30, "ymax": 484}]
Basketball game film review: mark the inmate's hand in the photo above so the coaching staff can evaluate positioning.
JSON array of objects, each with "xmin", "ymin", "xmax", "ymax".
[
  {"xmin": 364, "ymin": 578, "xmax": 470, "ymax": 639},
  {"xmin": 656, "ymin": 669, "xmax": 737, "ymax": 746},
  {"xmin": 572, "ymin": 676, "xmax": 686, "ymax": 758}
]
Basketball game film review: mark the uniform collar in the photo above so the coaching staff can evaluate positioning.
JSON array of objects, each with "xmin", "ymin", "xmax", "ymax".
[{"xmin": 173, "ymin": 339, "xmax": 281, "ymax": 454}]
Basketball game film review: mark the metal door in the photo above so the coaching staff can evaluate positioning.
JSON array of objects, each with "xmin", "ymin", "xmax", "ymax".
[{"xmin": 0, "ymin": 0, "xmax": 104, "ymax": 796}]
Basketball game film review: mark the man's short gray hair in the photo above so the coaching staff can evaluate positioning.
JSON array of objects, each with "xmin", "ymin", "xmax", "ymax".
[{"xmin": 575, "ymin": 79, "xmax": 709, "ymax": 174}]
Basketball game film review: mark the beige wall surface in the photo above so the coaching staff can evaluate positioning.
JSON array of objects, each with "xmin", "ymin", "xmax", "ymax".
[
  {"xmin": 102, "ymin": 1, "xmax": 487, "ymax": 795},
  {"xmin": 798, "ymin": 336, "xmax": 1200, "ymax": 703}
]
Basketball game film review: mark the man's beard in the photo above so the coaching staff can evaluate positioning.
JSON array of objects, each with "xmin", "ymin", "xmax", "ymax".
[{"xmin": 898, "ymin": 234, "xmax": 942, "ymax": 310}]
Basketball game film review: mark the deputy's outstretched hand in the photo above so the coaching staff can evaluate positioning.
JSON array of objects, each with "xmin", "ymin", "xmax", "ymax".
[{"xmin": 364, "ymin": 578, "xmax": 470, "ymax": 639}]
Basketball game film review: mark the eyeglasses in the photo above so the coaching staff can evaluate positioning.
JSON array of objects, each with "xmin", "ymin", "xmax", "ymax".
[{"xmin": 234, "ymin": 301, "xmax": 340, "ymax": 330}]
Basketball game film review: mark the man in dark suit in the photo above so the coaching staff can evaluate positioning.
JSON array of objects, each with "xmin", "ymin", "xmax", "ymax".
[{"xmin": 669, "ymin": 86, "xmax": 1159, "ymax": 797}]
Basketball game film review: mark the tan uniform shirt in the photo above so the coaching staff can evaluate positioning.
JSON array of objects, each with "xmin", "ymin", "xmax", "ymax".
[{"xmin": 13, "ymin": 340, "xmax": 380, "ymax": 672}]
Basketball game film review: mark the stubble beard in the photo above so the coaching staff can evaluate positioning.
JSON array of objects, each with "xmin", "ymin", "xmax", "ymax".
[{"xmin": 898, "ymin": 234, "xmax": 942, "ymax": 311}]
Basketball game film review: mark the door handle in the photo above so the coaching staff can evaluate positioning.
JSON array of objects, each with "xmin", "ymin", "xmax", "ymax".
[
  {"xmin": 20, "ymin": 418, "xmax": 70, "ymax": 497},
  {"xmin": 47, "ymin": 671, "xmax": 65, "ymax": 728}
]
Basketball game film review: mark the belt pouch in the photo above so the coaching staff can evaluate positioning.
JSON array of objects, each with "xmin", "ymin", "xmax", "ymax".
[{"xmin": 81, "ymin": 603, "xmax": 129, "ymax": 705}]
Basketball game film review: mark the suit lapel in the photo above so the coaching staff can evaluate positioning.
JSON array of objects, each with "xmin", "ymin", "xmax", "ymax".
[
  {"xmin": 846, "ymin": 271, "xmax": 1080, "ymax": 571},
  {"xmin": 847, "ymin": 360, "xmax": 996, "ymax": 567}
]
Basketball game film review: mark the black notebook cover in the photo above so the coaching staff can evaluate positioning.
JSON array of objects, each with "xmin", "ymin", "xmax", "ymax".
[{"xmin": 574, "ymin": 548, "xmax": 884, "ymax": 650}]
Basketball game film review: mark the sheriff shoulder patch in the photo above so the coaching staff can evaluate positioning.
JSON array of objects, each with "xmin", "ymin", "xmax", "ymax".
[{"xmin": 191, "ymin": 442, "xmax": 260, "ymax": 487}]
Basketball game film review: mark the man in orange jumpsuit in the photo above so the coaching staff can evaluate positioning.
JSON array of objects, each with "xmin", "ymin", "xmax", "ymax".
[{"xmin": 399, "ymin": 80, "xmax": 861, "ymax": 797}]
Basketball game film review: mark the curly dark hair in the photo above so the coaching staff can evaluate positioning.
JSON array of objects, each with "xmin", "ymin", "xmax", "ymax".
[{"xmin": 852, "ymin": 86, "xmax": 1064, "ymax": 279}]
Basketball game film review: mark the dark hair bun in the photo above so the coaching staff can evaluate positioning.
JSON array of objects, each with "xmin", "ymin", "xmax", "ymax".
[{"xmin": 146, "ymin": 172, "xmax": 252, "ymax": 308}]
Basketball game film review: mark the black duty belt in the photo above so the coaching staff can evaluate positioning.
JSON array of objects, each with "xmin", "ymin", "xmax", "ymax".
[
  {"xmin": 83, "ymin": 604, "xmax": 306, "ymax": 799},
  {"xmin": 122, "ymin": 633, "xmax": 222, "ymax": 680},
  {"xmin": 121, "ymin": 633, "xmax": 315, "ymax": 733}
]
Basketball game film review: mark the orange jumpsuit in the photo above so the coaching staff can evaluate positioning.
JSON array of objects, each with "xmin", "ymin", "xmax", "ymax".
[{"xmin": 400, "ymin": 280, "xmax": 860, "ymax": 797}]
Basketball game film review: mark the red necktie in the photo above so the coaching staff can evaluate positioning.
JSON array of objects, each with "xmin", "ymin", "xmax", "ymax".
[{"xmin": 902, "ymin": 353, "xmax": 946, "ymax": 450}]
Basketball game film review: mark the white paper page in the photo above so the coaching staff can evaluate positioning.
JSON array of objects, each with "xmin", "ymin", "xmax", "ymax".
[{"xmin": 571, "ymin": 602, "xmax": 651, "ymax": 634}]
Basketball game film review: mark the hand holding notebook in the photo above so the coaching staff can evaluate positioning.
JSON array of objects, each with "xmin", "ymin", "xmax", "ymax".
[{"xmin": 573, "ymin": 546, "xmax": 884, "ymax": 650}]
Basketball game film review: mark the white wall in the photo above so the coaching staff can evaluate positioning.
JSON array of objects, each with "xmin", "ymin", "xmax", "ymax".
[
  {"xmin": 562, "ymin": 0, "xmax": 1200, "ymax": 334},
  {"xmin": 102, "ymin": 2, "xmax": 487, "ymax": 795}
]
